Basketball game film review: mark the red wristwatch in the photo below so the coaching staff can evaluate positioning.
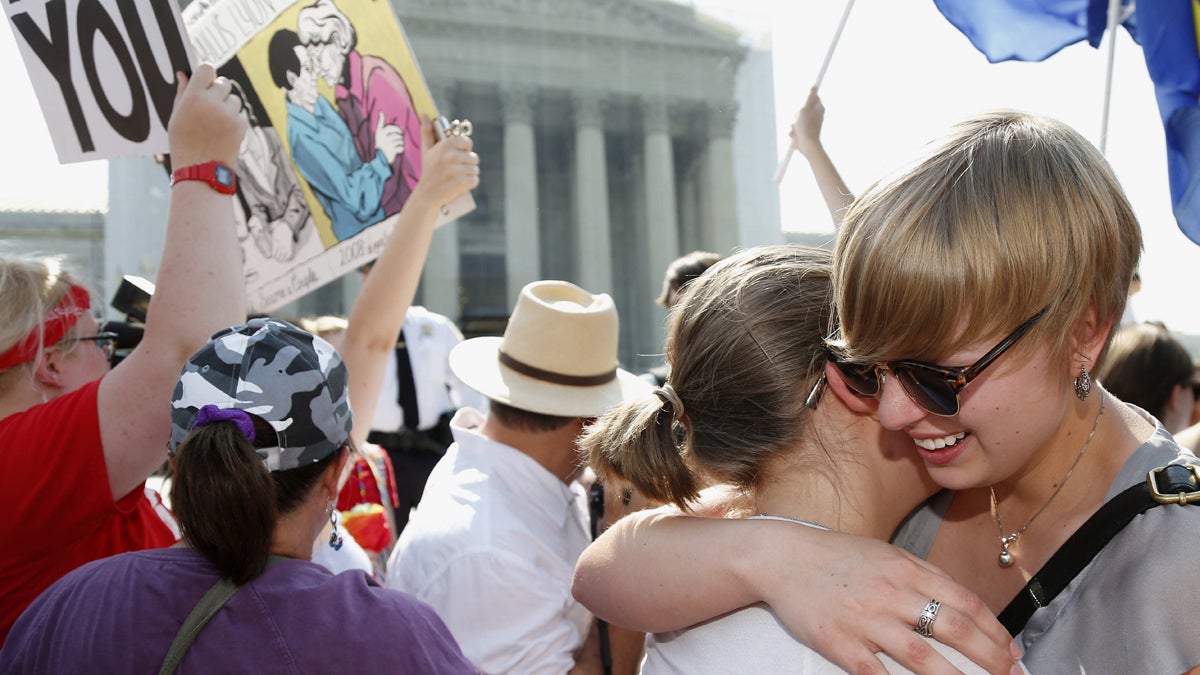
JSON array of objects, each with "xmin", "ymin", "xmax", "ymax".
[{"xmin": 170, "ymin": 161, "xmax": 237, "ymax": 195}]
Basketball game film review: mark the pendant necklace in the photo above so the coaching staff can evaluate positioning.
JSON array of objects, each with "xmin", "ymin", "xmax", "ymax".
[{"xmin": 989, "ymin": 396, "xmax": 1104, "ymax": 568}]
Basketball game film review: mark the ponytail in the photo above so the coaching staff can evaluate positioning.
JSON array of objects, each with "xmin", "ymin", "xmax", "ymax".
[
  {"xmin": 579, "ymin": 391, "xmax": 699, "ymax": 509},
  {"xmin": 171, "ymin": 420, "xmax": 277, "ymax": 584},
  {"xmin": 171, "ymin": 415, "xmax": 338, "ymax": 584}
]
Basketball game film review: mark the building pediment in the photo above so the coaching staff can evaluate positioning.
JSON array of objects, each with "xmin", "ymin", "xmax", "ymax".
[
  {"xmin": 396, "ymin": 0, "xmax": 747, "ymax": 103},
  {"xmin": 400, "ymin": 0, "xmax": 743, "ymax": 50}
]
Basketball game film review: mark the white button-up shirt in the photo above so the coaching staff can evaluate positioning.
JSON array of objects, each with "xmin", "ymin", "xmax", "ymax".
[
  {"xmin": 387, "ymin": 409, "xmax": 592, "ymax": 674},
  {"xmin": 371, "ymin": 306, "xmax": 485, "ymax": 433}
]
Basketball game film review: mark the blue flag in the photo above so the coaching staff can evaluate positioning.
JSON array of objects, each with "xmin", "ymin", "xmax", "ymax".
[
  {"xmin": 1137, "ymin": 0, "xmax": 1200, "ymax": 245},
  {"xmin": 933, "ymin": 0, "xmax": 1134, "ymax": 63}
]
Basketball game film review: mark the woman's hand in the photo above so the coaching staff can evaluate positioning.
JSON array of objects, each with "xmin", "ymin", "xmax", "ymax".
[
  {"xmin": 406, "ymin": 118, "xmax": 480, "ymax": 215},
  {"xmin": 167, "ymin": 64, "xmax": 246, "ymax": 170},
  {"xmin": 789, "ymin": 87, "xmax": 826, "ymax": 159},
  {"xmin": 756, "ymin": 529, "xmax": 1020, "ymax": 674}
]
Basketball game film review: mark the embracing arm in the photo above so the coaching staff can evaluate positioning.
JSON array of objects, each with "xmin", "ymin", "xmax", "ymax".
[
  {"xmin": 341, "ymin": 120, "xmax": 479, "ymax": 448},
  {"xmin": 98, "ymin": 65, "xmax": 247, "ymax": 500},
  {"xmin": 291, "ymin": 119, "xmax": 392, "ymax": 222},
  {"xmin": 573, "ymin": 509, "xmax": 1020, "ymax": 675}
]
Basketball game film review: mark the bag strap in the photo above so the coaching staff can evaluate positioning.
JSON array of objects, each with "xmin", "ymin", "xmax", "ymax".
[
  {"xmin": 998, "ymin": 464, "xmax": 1200, "ymax": 636},
  {"xmin": 158, "ymin": 555, "xmax": 290, "ymax": 675},
  {"xmin": 588, "ymin": 481, "xmax": 613, "ymax": 675}
]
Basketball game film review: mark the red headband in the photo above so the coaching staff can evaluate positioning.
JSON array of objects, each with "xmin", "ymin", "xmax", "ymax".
[{"xmin": 0, "ymin": 285, "xmax": 91, "ymax": 371}]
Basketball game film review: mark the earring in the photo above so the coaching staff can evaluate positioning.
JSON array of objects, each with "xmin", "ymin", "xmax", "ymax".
[
  {"xmin": 328, "ymin": 505, "xmax": 344, "ymax": 551},
  {"xmin": 1074, "ymin": 363, "xmax": 1092, "ymax": 401}
]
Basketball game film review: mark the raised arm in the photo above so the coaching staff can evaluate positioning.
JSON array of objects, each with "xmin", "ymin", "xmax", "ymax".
[
  {"xmin": 341, "ymin": 120, "xmax": 479, "ymax": 447},
  {"xmin": 573, "ymin": 509, "xmax": 1020, "ymax": 675},
  {"xmin": 98, "ymin": 65, "xmax": 247, "ymax": 500},
  {"xmin": 790, "ymin": 88, "xmax": 854, "ymax": 224}
]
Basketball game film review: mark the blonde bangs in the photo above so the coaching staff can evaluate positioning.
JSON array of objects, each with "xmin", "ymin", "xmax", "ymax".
[{"xmin": 834, "ymin": 111, "xmax": 1141, "ymax": 369}]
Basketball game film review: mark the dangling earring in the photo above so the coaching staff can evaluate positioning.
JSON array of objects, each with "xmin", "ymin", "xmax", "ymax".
[
  {"xmin": 328, "ymin": 504, "xmax": 344, "ymax": 551},
  {"xmin": 1074, "ymin": 363, "xmax": 1092, "ymax": 401}
]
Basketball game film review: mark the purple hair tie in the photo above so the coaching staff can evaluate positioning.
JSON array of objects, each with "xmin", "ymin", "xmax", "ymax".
[{"xmin": 193, "ymin": 404, "xmax": 256, "ymax": 443}]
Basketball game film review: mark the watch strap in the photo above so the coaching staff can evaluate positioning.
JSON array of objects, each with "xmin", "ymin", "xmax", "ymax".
[{"xmin": 171, "ymin": 161, "xmax": 237, "ymax": 195}]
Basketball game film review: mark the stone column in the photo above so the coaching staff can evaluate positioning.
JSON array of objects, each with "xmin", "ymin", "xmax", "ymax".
[
  {"xmin": 701, "ymin": 102, "xmax": 738, "ymax": 255},
  {"xmin": 641, "ymin": 97, "xmax": 679, "ymax": 353},
  {"xmin": 421, "ymin": 82, "xmax": 462, "ymax": 319},
  {"xmin": 572, "ymin": 92, "xmax": 612, "ymax": 295},
  {"xmin": 503, "ymin": 87, "xmax": 539, "ymax": 307},
  {"xmin": 105, "ymin": 157, "xmax": 170, "ymax": 302}
]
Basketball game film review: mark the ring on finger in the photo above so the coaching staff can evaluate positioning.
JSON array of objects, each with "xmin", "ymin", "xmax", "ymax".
[{"xmin": 913, "ymin": 598, "xmax": 940, "ymax": 638}]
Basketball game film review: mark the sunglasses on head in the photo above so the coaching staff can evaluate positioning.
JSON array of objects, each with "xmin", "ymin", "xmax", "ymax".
[{"xmin": 830, "ymin": 308, "xmax": 1047, "ymax": 417}]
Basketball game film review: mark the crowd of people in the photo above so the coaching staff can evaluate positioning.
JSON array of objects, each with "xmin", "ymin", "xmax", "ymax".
[{"xmin": 1, "ymin": 52, "xmax": 1199, "ymax": 675}]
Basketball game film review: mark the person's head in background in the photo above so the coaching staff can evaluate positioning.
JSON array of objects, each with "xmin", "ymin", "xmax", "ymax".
[
  {"xmin": 1096, "ymin": 321, "xmax": 1196, "ymax": 433},
  {"xmin": 299, "ymin": 315, "xmax": 349, "ymax": 352},
  {"xmin": 656, "ymin": 251, "xmax": 722, "ymax": 309},
  {"xmin": 168, "ymin": 318, "xmax": 353, "ymax": 584},
  {"xmin": 1190, "ymin": 359, "xmax": 1200, "ymax": 428},
  {"xmin": 0, "ymin": 255, "xmax": 110, "ymax": 400}
]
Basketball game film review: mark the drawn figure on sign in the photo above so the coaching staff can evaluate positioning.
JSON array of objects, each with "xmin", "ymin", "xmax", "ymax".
[
  {"xmin": 268, "ymin": 29, "xmax": 404, "ymax": 242},
  {"xmin": 298, "ymin": 0, "xmax": 422, "ymax": 218},
  {"xmin": 229, "ymin": 80, "xmax": 314, "ymax": 264}
]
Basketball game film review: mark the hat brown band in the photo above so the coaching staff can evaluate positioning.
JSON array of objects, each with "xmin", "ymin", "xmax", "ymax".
[{"xmin": 498, "ymin": 350, "xmax": 617, "ymax": 387}]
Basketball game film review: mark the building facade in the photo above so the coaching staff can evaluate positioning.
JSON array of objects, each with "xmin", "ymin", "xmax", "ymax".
[{"xmin": 102, "ymin": 0, "xmax": 782, "ymax": 372}]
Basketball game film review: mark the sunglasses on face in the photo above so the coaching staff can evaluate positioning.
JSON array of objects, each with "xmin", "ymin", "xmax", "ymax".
[{"xmin": 831, "ymin": 308, "xmax": 1047, "ymax": 417}]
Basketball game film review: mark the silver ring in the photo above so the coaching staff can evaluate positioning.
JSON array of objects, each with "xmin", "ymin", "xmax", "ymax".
[{"xmin": 913, "ymin": 599, "xmax": 940, "ymax": 638}]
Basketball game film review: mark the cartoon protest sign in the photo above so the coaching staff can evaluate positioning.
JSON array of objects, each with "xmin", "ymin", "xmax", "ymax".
[
  {"xmin": 183, "ymin": 0, "xmax": 473, "ymax": 312},
  {"xmin": 5, "ymin": 0, "xmax": 194, "ymax": 162}
]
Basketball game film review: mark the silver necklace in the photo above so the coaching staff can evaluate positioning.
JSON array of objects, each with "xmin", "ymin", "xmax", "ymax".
[
  {"xmin": 989, "ymin": 395, "xmax": 1104, "ymax": 568},
  {"xmin": 751, "ymin": 514, "xmax": 833, "ymax": 531}
]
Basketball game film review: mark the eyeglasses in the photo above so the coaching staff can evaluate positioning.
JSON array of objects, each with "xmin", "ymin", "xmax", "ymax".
[
  {"xmin": 831, "ymin": 308, "xmax": 1047, "ymax": 417},
  {"xmin": 75, "ymin": 332, "xmax": 119, "ymax": 359}
]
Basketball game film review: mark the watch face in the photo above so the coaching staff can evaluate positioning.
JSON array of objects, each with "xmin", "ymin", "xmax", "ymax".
[{"xmin": 215, "ymin": 164, "xmax": 234, "ymax": 187}]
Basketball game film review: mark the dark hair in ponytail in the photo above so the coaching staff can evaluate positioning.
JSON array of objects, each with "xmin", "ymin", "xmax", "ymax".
[
  {"xmin": 170, "ymin": 415, "xmax": 337, "ymax": 584},
  {"xmin": 580, "ymin": 245, "xmax": 833, "ymax": 510}
]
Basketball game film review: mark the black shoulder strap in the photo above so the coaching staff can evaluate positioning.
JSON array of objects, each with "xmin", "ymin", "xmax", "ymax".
[
  {"xmin": 158, "ymin": 555, "xmax": 290, "ymax": 675},
  {"xmin": 998, "ymin": 464, "xmax": 1200, "ymax": 636}
]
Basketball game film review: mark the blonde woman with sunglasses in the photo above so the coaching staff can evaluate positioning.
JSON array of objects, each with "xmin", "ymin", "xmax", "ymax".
[{"xmin": 573, "ymin": 112, "xmax": 1200, "ymax": 674}]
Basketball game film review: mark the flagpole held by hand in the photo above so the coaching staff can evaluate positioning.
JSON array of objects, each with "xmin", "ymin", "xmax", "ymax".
[
  {"xmin": 1098, "ymin": 0, "xmax": 1125, "ymax": 154},
  {"xmin": 775, "ymin": 0, "xmax": 855, "ymax": 184}
]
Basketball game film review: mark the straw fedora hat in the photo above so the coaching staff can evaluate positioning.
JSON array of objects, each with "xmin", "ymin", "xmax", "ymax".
[{"xmin": 449, "ymin": 280, "xmax": 651, "ymax": 417}]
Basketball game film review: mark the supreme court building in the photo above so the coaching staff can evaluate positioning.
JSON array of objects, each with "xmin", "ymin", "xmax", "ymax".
[{"xmin": 104, "ymin": 0, "xmax": 783, "ymax": 372}]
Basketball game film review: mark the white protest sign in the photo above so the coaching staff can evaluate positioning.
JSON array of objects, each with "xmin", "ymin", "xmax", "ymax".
[{"xmin": 5, "ymin": 0, "xmax": 194, "ymax": 163}]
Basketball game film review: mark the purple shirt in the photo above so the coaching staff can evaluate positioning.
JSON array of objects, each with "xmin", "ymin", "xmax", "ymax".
[{"xmin": 0, "ymin": 547, "xmax": 476, "ymax": 674}]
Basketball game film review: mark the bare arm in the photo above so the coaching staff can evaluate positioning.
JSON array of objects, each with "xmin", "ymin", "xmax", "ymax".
[
  {"xmin": 342, "ymin": 120, "xmax": 479, "ymax": 448},
  {"xmin": 573, "ymin": 509, "xmax": 1020, "ymax": 675},
  {"xmin": 98, "ymin": 65, "xmax": 247, "ymax": 500},
  {"xmin": 790, "ymin": 88, "xmax": 853, "ymax": 224},
  {"xmin": 567, "ymin": 619, "xmax": 644, "ymax": 675}
]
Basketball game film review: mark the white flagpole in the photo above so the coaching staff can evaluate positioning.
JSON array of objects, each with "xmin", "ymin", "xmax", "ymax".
[
  {"xmin": 1098, "ymin": 0, "xmax": 1125, "ymax": 154},
  {"xmin": 774, "ymin": 0, "xmax": 856, "ymax": 183}
]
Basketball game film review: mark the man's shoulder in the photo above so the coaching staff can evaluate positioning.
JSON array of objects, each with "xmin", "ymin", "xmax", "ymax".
[{"xmin": 407, "ymin": 306, "xmax": 462, "ymax": 335}]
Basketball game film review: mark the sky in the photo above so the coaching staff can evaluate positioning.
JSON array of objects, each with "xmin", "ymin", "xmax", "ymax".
[
  {"xmin": 2, "ymin": 0, "xmax": 1198, "ymax": 335},
  {"xmin": 694, "ymin": 0, "xmax": 1200, "ymax": 337}
]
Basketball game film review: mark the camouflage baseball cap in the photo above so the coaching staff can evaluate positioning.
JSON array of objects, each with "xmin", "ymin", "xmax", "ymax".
[{"xmin": 169, "ymin": 318, "xmax": 353, "ymax": 471}]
